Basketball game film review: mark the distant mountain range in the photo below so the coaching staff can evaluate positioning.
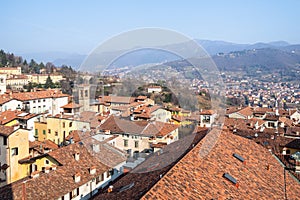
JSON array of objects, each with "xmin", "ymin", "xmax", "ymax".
[
  {"xmin": 195, "ymin": 40, "xmax": 295, "ymax": 55},
  {"xmin": 19, "ymin": 40, "xmax": 300, "ymax": 70}
]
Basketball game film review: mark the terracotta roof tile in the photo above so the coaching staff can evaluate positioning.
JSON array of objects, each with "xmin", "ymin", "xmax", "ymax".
[
  {"xmin": 0, "ymin": 94, "xmax": 14, "ymax": 105},
  {"xmin": 93, "ymin": 129, "xmax": 208, "ymax": 200},
  {"xmin": 0, "ymin": 125, "xmax": 15, "ymax": 137},
  {"xmin": 60, "ymin": 102, "xmax": 82, "ymax": 109},
  {"xmin": 142, "ymin": 131, "xmax": 300, "ymax": 200},
  {"xmin": 0, "ymin": 142, "xmax": 111, "ymax": 200},
  {"xmin": 11, "ymin": 89, "xmax": 68, "ymax": 101},
  {"xmin": 100, "ymin": 116, "xmax": 178, "ymax": 137},
  {"xmin": 99, "ymin": 96, "xmax": 135, "ymax": 104}
]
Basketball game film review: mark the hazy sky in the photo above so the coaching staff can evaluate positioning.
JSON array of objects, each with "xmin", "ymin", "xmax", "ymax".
[{"xmin": 1, "ymin": 0, "xmax": 300, "ymax": 54}]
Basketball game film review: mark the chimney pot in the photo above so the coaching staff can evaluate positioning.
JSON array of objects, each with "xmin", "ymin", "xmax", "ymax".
[{"xmin": 30, "ymin": 171, "xmax": 40, "ymax": 179}]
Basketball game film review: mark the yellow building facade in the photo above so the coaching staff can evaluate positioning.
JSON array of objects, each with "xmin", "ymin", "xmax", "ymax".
[
  {"xmin": 34, "ymin": 117, "xmax": 90, "ymax": 145},
  {"xmin": 6, "ymin": 129, "xmax": 30, "ymax": 184}
]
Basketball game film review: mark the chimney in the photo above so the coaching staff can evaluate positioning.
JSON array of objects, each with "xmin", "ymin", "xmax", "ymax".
[
  {"xmin": 30, "ymin": 171, "xmax": 40, "ymax": 179},
  {"xmin": 92, "ymin": 144, "xmax": 100, "ymax": 153},
  {"xmin": 89, "ymin": 166, "xmax": 96, "ymax": 175},
  {"xmin": 108, "ymin": 185, "xmax": 113, "ymax": 193},
  {"xmin": 44, "ymin": 167, "xmax": 50, "ymax": 173},
  {"xmin": 51, "ymin": 164, "xmax": 57, "ymax": 171},
  {"xmin": 74, "ymin": 152, "xmax": 80, "ymax": 161},
  {"xmin": 74, "ymin": 172, "xmax": 81, "ymax": 183}
]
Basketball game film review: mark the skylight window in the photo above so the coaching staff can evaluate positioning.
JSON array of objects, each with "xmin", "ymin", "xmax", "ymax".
[
  {"xmin": 223, "ymin": 173, "xmax": 237, "ymax": 185},
  {"xmin": 118, "ymin": 182, "xmax": 135, "ymax": 192},
  {"xmin": 233, "ymin": 153, "xmax": 245, "ymax": 163}
]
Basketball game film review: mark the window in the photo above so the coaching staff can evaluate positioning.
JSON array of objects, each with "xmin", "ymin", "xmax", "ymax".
[
  {"xmin": 85, "ymin": 90, "xmax": 88, "ymax": 97},
  {"xmin": 96, "ymin": 173, "xmax": 104, "ymax": 184},
  {"xmin": 69, "ymin": 122, "xmax": 72, "ymax": 127},
  {"xmin": 48, "ymin": 129, "xmax": 51, "ymax": 134},
  {"xmin": 124, "ymin": 139, "xmax": 128, "ymax": 147},
  {"xmin": 38, "ymin": 99, "xmax": 41, "ymax": 103},
  {"xmin": 55, "ymin": 131, "xmax": 58, "ymax": 136},
  {"xmin": 3, "ymin": 137, "xmax": 7, "ymax": 145},
  {"xmin": 70, "ymin": 188, "xmax": 79, "ymax": 199},
  {"xmin": 43, "ymin": 130, "xmax": 46, "ymax": 135},
  {"xmin": 62, "ymin": 122, "xmax": 65, "ymax": 128},
  {"xmin": 12, "ymin": 147, "xmax": 18, "ymax": 156},
  {"xmin": 43, "ymin": 99, "xmax": 46, "ymax": 102},
  {"xmin": 134, "ymin": 141, "xmax": 139, "ymax": 148},
  {"xmin": 33, "ymin": 100, "xmax": 36, "ymax": 103},
  {"xmin": 45, "ymin": 160, "xmax": 50, "ymax": 165}
]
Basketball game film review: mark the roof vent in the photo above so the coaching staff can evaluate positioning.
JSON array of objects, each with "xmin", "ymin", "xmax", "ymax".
[
  {"xmin": 223, "ymin": 173, "xmax": 238, "ymax": 187},
  {"xmin": 233, "ymin": 153, "xmax": 245, "ymax": 163},
  {"xmin": 118, "ymin": 182, "xmax": 135, "ymax": 192}
]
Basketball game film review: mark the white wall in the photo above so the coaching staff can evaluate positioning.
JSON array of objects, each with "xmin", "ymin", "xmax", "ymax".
[
  {"xmin": 25, "ymin": 96, "xmax": 68, "ymax": 115},
  {"xmin": 1, "ymin": 99, "xmax": 22, "ymax": 112}
]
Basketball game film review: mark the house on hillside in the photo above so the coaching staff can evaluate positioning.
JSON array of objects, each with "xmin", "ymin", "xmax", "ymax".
[
  {"xmin": 227, "ymin": 107, "xmax": 253, "ymax": 119},
  {"xmin": 199, "ymin": 110, "xmax": 217, "ymax": 127}
]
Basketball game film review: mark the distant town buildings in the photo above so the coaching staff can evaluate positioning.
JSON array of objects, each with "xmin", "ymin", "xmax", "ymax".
[{"xmin": 0, "ymin": 65, "xmax": 300, "ymax": 199}]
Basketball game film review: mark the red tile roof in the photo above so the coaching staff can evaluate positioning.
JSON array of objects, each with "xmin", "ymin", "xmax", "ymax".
[
  {"xmin": 100, "ymin": 116, "xmax": 179, "ymax": 137},
  {"xmin": 237, "ymin": 106, "xmax": 253, "ymax": 117},
  {"xmin": 93, "ymin": 128, "xmax": 208, "ymax": 200},
  {"xmin": 0, "ymin": 110, "xmax": 37, "ymax": 125},
  {"xmin": 200, "ymin": 109, "xmax": 214, "ymax": 115},
  {"xmin": 29, "ymin": 140, "xmax": 59, "ymax": 152},
  {"xmin": 78, "ymin": 111, "xmax": 101, "ymax": 129},
  {"xmin": 0, "ymin": 94, "xmax": 14, "ymax": 105},
  {"xmin": 99, "ymin": 96, "xmax": 135, "ymax": 104},
  {"xmin": 60, "ymin": 102, "xmax": 82, "ymax": 109},
  {"xmin": 0, "ymin": 142, "xmax": 110, "ymax": 200},
  {"xmin": 0, "ymin": 125, "xmax": 15, "ymax": 137},
  {"xmin": 11, "ymin": 89, "xmax": 69, "ymax": 101},
  {"xmin": 142, "ymin": 130, "xmax": 300, "ymax": 199}
]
